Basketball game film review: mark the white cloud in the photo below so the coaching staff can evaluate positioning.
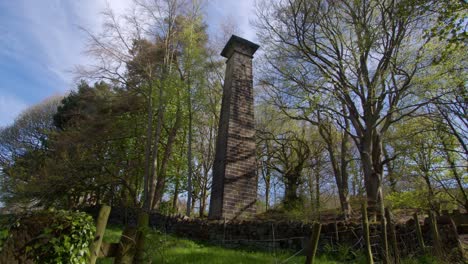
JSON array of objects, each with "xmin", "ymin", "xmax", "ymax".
[
  {"xmin": 0, "ymin": 0, "xmax": 132, "ymax": 126},
  {"xmin": 0, "ymin": 0, "xmax": 132, "ymax": 90},
  {"xmin": 0, "ymin": 94, "xmax": 28, "ymax": 127},
  {"xmin": 0, "ymin": 0, "xmax": 258, "ymax": 126},
  {"xmin": 2, "ymin": 0, "xmax": 255, "ymax": 94},
  {"xmin": 206, "ymin": 0, "xmax": 258, "ymax": 42}
]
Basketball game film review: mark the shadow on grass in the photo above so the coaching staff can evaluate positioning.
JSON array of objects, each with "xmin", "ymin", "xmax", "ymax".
[{"xmin": 99, "ymin": 225, "xmax": 441, "ymax": 264}]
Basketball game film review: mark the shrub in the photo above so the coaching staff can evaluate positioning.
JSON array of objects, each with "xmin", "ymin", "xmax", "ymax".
[
  {"xmin": 0, "ymin": 209, "xmax": 95, "ymax": 264},
  {"xmin": 386, "ymin": 190, "xmax": 429, "ymax": 209},
  {"xmin": 29, "ymin": 210, "xmax": 95, "ymax": 263},
  {"xmin": 386, "ymin": 190, "xmax": 459, "ymax": 210}
]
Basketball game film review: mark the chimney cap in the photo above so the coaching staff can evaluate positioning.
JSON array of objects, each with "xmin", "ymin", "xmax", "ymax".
[{"xmin": 221, "ymin": 35, "xmax": 260, "ymax": 58}]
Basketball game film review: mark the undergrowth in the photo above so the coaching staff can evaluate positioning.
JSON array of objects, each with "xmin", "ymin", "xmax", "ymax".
[{"xmin": 97, "ymin": 225, "xmax": 444, "ymax": 264}]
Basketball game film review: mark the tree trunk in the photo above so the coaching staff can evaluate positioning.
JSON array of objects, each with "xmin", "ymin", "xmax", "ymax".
[
  {"xmin": 315, "ymin": 166, "xmax": 321, "ymax": 220},
  {"xmin": 359, "ymin": 131, "xmax": 384, "ymax": 218},
  {"xmin": 441, "ymin": 138, "xmax": 468, "ymax": 211},
  {"xmin": 422, "ymin": 170, "xmax": 437, "ymax": 212},
  {"xmin": 186, "ymin": 82, "xmax": 193, "ymax": 216},
  {"xmin": 339, "ymin": 106, "xmax": 352, "ymax": 218},
  {"xmin": 318, "ymin": 116, "xmax": 351, "ymax": 218},
  {"xmin": 148, "ymin": 81, "xmax": 166, "ymax": 210},
  {"xmin": 383, "ymin": 147, "xmax": 397, "ymax": 193},
  {"xmin": 325, "ymin": 139, "xmax": 350, "ymax": 216},
  {"xmin": 200, "ymin": 169, "xmax": 210, "ymax": 217},
  {"xmin": 172, "ymin": 180, "xmax": 180, "ymax": 213},
  {"xmin": 143, "ymin": 85, "xmax": 154, "ymax": 210},
  {"xmin": 265, "ymin": 170, "xmax": 270, "ymax": 211},
  {"xmin": 152, "ymin": 100, "xmax": 183, "ymax": 209},
  {"xmin": 191, "ymin": 194, "xmax": 197, "ymax": 214},
  {"xmin": 200, "ymin": 192, "xmax": 207, "ymax": 218},
  {"xmin": 133, "ymin": 211, "xmax": 149, "ymax": 263},
  {"xmin": 284, "ymin": 172, "xmax": 301, "ymax": 209}
]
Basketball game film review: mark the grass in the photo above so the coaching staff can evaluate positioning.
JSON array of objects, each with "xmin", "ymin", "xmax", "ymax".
[
  {"xmin": 98, "ymin": 225, "xmax": 338, "ymax": 264},
  {"xmin": 98, "ymin": 225, "xmax": 441, "ymax": 264}
]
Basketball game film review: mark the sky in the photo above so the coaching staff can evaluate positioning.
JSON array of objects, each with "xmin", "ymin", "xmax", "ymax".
[{"xmin": 0, "ymin": 0, "xmax": 257, "ymax": 127}]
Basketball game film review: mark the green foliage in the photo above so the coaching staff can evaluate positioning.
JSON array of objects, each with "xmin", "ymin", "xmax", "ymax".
[
  {"xmin": 426, "ymin": 0, "xmax": 467, "ymax": 52},
  {"xmin": 0, "ymin": 229, "xmax": 9, "ymax": 252},
  {"xmin": 386, "ymin": 190, "xmax": 430, "ymax": 209},
  {"xmin": 257, "ymin": 203, "xmax": 315, "ymax": 222},
  {"xmin": 386, "ymin": 189, "xmax": 460, "ymax": 210},
  {"xmin": 98, "ymin": 226, "xmax": 312, "ymax": 264},
  {"xmin": 401, "ymin": 255, "xmax": 439, "ymax": 264},
  {"xmin": 24, "ymin": 210, "xmax": 95, "ymax": 264},
  {"xmin": 322, "ymin": 243, "xmax": 366, "ymax": 263},
  {"xmin": 0, "ymin": 214, "xmax": 15, "ymax": 251},
  {"xmin": 98, "ymin": 225, "xmax": 443, "ymax": 264},
  {"xmin": 158, "ymin": 200, "xmax": 177, "ymax": 215},
  {"xmin": 101, "ymin": 224, "xmax": 123, "ymax": 244}
]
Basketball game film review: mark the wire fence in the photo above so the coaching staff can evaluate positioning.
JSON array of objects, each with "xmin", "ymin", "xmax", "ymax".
[
  {"xmin": 80, "ymin": 205, "xmax": 466, "ymax": 263},
  {"xmin": 198, "ymin": 220, "xmax": 454, "ymax": 263}
]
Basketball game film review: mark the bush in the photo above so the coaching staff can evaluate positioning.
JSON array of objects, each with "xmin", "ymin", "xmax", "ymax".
[
  {"xmin": 0, "ymin": 209, "xmax": 95, "ymax": 264},
  {"xmin": 386, "ymin": 190, "xmax": 429, "ymax": 209},
  {"xmin": 29, "ymin": 210, "xmax": 95, "ymax": 263},
  {"xmin": 386, "ymin": 190, "xmax": 459, "ymax": 210}
]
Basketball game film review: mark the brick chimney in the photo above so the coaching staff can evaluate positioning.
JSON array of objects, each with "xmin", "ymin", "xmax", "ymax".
[{"xmin": 208, "ymin": 35, "xmax": 259, "ymax": 220}]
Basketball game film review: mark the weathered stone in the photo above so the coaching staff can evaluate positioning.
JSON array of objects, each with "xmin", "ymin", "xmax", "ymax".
[
  {"xmin": 84, "ymin": 206, "xmax": 467, "ymax": 258},
  {"xmin": 208, "ymin": 35, "xmax": 260, "ymax": 221}
]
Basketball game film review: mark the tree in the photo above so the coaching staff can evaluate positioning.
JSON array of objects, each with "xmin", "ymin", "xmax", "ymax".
[
  {"xmin": 384, "ymin": 112, "xmax": 467, "ymax": 212},
  {"xmin": 256, "ymin": 109, "xmax": 313, "ymax": 210},
  {"xmin": 255, "ymin": 0, "xmax": 440, "ymax": 215},
  {"xmin": 316, "ymin": 112, "xmax": 353, "ymax": 217},
  {"xmin": 0, "ymin": 96, "xmax": 61, "ymax": 207}
]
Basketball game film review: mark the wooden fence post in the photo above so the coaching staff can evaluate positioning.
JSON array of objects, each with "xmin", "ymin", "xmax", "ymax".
[
  {"xmin": 134, "ymin": 211, "xmax": 149, "ymax": 263},
  {"xmin": 428, "ymin": 210, "xmax": 442, "ymax": 257},
  {"xmin": 379, "ymin": 204, "xmax": 390, "ymax": 264},
  {"xmin": 385, "ymin": 208, "xmax": 400, "ymax": 264},
  {"xmin": 89, "ymin": 204, "xmax": 111, "ymax": 264},
  {"xmin": 305, "ymin": 222, "xmax": 322, "ymax": 264},
  {"xmin": 362, "ymin": 201, "xmax": 374, "ymax": 264},
  {"xmin": 114, "ymin": 226, "xmax": 138, "ymax": 264},
  {"xmin": 413, "ymin": 213, "xmax": 425, "ymax": 251},
  {"xmin": 449, "ymin": 217, "xmax": 467, "ymax": 261},
  {"xmin": 334, "ymin": 221, "xmax": 339, "ymax": 244}
]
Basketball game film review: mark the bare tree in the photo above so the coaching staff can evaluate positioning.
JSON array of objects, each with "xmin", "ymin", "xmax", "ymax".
[{"xmin": 255, "ymin": 0, "xmax": 436, "ymax": 215}]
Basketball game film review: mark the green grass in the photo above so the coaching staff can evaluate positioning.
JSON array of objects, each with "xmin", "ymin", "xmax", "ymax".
[
  {"xmin": 101, "ymin": 225, "xmax": 123, "ymax": 244},
  {"xmin": 98, "ymin": 225, "xmax": 440, "ymax": 264},
  {"xmin": 98, "ymin": 225, "xmax": 338, "ymax": 264},
  {"xmin": 149, "ymin": 238, "xmax": 310, "ymax": 264}
]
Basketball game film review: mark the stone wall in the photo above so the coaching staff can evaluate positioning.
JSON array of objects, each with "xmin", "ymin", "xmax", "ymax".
[{"xmin": 85, "ymin": 206, "xmax": 464, "ymax": 259}]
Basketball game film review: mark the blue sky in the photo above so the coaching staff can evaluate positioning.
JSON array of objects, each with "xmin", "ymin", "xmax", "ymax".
[{"xmin": 0, "ymin": 0, "xmax": 256, "ymax": 127}]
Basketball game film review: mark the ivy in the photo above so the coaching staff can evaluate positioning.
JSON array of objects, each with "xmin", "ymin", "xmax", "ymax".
[{"xmin": 22, "ymin": 210, "xmax": 95, "ymax": 264}]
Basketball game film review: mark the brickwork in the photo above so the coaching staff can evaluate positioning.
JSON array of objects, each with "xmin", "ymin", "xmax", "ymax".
[{"xmin": 208, "ymin": 35, "xmax": 259, "ymax": 220}]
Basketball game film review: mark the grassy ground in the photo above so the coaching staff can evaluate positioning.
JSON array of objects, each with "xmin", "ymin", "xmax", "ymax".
[
  {"xmin": 98, "ymin": 225, "xmax": 338, "ymax": 264},
  {"xmin": 98, "ymin": 225, "xmax": 439, "ymax": 264}
]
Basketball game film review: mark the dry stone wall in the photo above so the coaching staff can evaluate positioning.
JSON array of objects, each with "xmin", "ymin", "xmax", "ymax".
[{"xmin": 85, "ymin": 206, "xmax": 464, "ymax": 259}]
